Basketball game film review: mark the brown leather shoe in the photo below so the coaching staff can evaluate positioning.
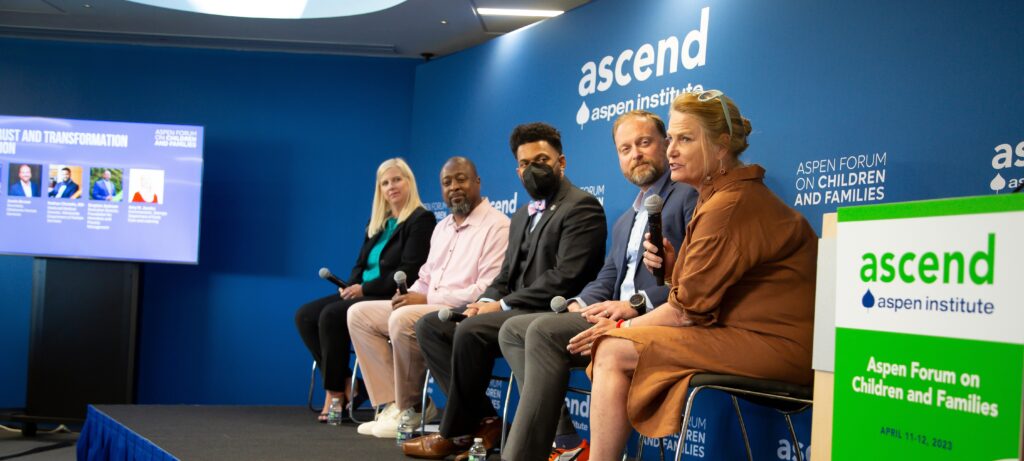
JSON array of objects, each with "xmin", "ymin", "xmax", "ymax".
[
  {"xmin": 402, "ymin": 433, "xmax": 469, "ymax": 459},
  {"xmin": 451, "ymin": 417, "xmax": 504, "ymax": 460},
  {"xmin": 474, "ymin": 416, "xmax": 503, "ymax": 449}
]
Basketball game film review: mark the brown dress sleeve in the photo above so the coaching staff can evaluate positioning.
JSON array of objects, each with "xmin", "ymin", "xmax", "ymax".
[{"xmin": 667, "ymin": 195, "xmax": 756, "ymax": 326}]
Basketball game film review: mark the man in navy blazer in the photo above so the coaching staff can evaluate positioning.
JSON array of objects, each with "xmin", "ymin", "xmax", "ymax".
[
  {"xmin": 498, "ymin": 110, "xmax": 699, "ymax": 461},
  {"xmin": 9, "ymin": 164, "xmax": 41, "ymax": 197},
  {"xmin": 49, "ymin": 167, "xmax": 80, "ymax": 198},
  {"xmin": 92, "ymin": 169, "xmax": 118, "ymax": 201}
]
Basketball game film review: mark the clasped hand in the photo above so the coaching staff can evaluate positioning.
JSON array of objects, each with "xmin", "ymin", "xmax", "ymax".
[{"xmin": 463, "ymin": 300, "xmax": 502, "ymax": 317}]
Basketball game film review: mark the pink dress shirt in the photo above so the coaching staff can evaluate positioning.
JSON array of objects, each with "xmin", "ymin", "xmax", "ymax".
[{"xmin": 409, "ymin": 200, "xmax": 510, "ymax": 307}]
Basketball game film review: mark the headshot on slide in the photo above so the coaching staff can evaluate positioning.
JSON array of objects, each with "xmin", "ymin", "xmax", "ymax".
[
  {"xmin": 128, "ymin": 168, "xmax": 165, "ymax": 204},
  {"xmin": 48, "ymin": 165, "xmax": 83, "ymax": 199},
  {"xmin": 8, "ymin": 163, "xmax": 42, "ymax": 197},
  {"xmin": 90, "ymin": 167, "xmax": 124, "ymax": 202}
]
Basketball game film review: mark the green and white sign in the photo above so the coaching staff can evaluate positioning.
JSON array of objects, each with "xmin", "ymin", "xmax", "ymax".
[{"xmin": 832, "ymin": 194, "xmax": 1024, "ymax": 460}]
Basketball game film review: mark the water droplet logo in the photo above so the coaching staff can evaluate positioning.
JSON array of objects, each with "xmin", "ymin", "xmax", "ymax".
[
  {"xmin": 990, "ymin": 173, "xmax": 1006, "ymax": 193},
  {"xmin": 862, "ymin": 289, "xmax": 875, "ymax": 308},
  {"xmin": 576, "ymin": 101, "xmax": 590, "ymax": 129}
]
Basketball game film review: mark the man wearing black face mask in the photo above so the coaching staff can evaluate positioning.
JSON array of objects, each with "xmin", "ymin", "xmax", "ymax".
[{"xmin": 405, "ymin": 123, "xmax": 607, "ymax": 460}]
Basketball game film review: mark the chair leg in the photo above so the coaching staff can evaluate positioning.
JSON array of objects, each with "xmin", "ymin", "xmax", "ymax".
[
  {"xmin": 308, "ymin": 360, "xmax": 320, "ymax": 413},
  {"xmin": 674, "ymin": 386, "xmax": 705, "ymax": 461},
  {"xmin": 421, "ymin": 369, "xmax": 432, "ymax": 435},
  {"xmin": 730, "ymin": 396, "xmax": 753, "ymax": 461},
  {"xmin": 349, "ymin": 358, "xmax": 372, "ymax": 424},
  {"xmin": 784, "ymin": 414, "xmax": 804, "ymax": 461},
  {"xmin": 500, "ymin": 372, "xmax": 515, "ymax": 452}
]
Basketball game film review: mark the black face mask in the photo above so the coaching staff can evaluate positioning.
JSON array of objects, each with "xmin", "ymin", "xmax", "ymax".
[{"xmin": 521, "ymin": 162, "xmax": 560, "ymax": 200}]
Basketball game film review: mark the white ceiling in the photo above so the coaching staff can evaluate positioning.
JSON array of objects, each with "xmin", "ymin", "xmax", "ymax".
[{"xmin": 0, "ymin": 0, "xmax": 590, "ymax": 58}]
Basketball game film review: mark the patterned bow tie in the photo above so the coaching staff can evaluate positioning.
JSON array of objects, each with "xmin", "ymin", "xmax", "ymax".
[{"xmin": 528, "ymin": 200, "xmax": 546, "ymax": 216}]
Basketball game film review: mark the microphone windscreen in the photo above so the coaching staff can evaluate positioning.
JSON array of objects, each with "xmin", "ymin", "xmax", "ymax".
[
  {"xmin": 438, "ymin": 308, "xmax": 453, "ymax": 322},
  {"xmin": 394, "ymin": 270, "xmax": 407, "ymax": 284},
  {"xmin": 643, "ymin": 194, "xmax": 664, "ymax": 214},
  {"xmin": 550, "ymin": 296, "xmax": 567, "ymax": 312},
  {"xmin": 318, "ymin": 267, "xmax": 332, "ymax": 279}
]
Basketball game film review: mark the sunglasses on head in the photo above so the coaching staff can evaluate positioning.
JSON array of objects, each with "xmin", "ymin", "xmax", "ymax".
[{"xmin": 696, "ymin": 89, "xmax": 733, "ymax": 137}]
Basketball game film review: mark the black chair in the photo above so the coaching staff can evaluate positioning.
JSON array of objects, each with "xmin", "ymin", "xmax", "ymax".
[{"xmin": 637, "ymin": 373, "xmax": 813, "ymax": 461}]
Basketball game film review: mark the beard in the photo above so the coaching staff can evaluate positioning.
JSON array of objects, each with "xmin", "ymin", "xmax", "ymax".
[
  {"xmin": 447, "ymin": 198, "xmax": 473, "ymax": 216},
  {"xmin": 626, "ymin": 161, "xmax": 663, "ymax": 187}
]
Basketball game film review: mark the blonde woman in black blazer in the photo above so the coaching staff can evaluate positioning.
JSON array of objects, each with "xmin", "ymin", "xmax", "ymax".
[{"xmin": 295, "ymin": 158, "xmax": 435, "ymax": 422}]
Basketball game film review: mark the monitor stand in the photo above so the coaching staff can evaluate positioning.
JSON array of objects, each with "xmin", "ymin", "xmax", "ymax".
[{"xmin": 13, "ymin": 258, "xmax": 140, "ymax": 435}]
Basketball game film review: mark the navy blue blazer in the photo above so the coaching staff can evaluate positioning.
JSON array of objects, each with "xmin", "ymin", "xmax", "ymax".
[
  {"xmin": 575, "ymin": 173, "xmax": 698, "ymax": 307},
  {"xmin": 49, "ymin": 181, "xmax": 80, "ymax": 198},
  {"xmin": 9, "ymin": 181, "xmax": 40, "ymax": 197}
]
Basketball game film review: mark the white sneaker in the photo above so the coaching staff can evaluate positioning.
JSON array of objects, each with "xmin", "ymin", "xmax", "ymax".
[
  {"xmin": 371, "ymin": 400, "xmax": 439, "ymax": 438},
  {"xmin": 357, "ymin": 402, "xmax": 398, "ymax": 436}
]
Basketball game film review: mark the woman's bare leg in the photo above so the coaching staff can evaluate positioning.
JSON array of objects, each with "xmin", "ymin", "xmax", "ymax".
[{"xmin": 588, "ymin": 338, "xmax": 639, "ymax": 461}]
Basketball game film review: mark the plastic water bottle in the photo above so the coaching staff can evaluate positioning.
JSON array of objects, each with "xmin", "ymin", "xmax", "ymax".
[
  {"xmin": 327, "ymin": 398, "xmax": 342, "ymax": 426},
  {"xmin": 396, "ymin": 413, "xmax": 413, "ymax": 446},
  {"xmin": 468, "ymin": 437, "xmax": 487, "ymax": 461}
]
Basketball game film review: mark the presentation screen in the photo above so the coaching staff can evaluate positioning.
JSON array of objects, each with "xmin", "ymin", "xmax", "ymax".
[{"xmin": 0, "ymin": 115, "xmax": 204, "ymax": 264}]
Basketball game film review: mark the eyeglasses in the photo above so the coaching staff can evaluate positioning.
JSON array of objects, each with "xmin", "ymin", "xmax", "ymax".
[{"xmin": 697, "ymin": 89, "xmax": 733, "ymax": 137}]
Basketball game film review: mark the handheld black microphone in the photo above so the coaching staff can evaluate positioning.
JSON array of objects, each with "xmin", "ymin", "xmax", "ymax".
[
  {"xmin": 644, "ymin": 194, "xmax": 665, "ymax": 285},
  {"xmin": 550, "ymin": 296, "xmax": 568, "ymax": 313},
  {"xmin": 318, "ymin": 267, "xmax": 348, "ymax": 289},
  {"xmin": 438, "ymin": 308, "xmax": 467, "ymax": 323},
  {"xmin": 394, "ymin": 271, "xmax": 409, "ymax": 295}
]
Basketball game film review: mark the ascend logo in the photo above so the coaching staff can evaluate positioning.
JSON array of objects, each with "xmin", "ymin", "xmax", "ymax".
[
  {"xmin": 855, "ymin": 234, "xmax": 999, "ymax": 316},
  {"xmin": 573, "ymin": 6, "xmax": 709, "ymax": 129},
  {"xmin": 859, "ymin": 233, "xmax": 995, "ymax": 286},
  {"xmin": 988, "ymin": 139, "xmax": 1023, "ymax": 192}
]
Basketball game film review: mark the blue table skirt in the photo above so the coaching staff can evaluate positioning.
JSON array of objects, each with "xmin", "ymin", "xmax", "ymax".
[{"xmin": 77, "ymin": 405, "xmax": 178, "ymax": 461}]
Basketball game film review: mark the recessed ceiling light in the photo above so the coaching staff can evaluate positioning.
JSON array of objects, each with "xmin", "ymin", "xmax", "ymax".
[
  {"xmin": 440, "ymin": 19, "xmax": 448, "ymax": 24},
  {"xmin": 476, "ymin": 8, "xmax": 563, "ymax": 18},
  {"xmin": 125, "ymin": 0, "xmax": 407, "ymax": 19}
]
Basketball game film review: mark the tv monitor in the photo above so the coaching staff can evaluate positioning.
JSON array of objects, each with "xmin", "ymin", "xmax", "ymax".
[{"xmin": 0, "ymin": 115, "xmax": 204, "ymax": 264}]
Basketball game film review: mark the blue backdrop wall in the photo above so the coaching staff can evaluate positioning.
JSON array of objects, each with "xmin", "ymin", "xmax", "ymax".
[
  {"xmin": 0, "ymin": 38, "xmax": 418, "ymax": 406},
  {"xmin": 409, "ymin": 0, "xmax": 1024, "ymax": 234},
  {"xmin": 407, "ymin": 0, "xmax": 1023, "ymax": 458}
]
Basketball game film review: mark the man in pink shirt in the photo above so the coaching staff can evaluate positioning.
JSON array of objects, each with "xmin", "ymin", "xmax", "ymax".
[{"xmin": 348, "ymin": 156, "xmax": 510, "ymax": 439}]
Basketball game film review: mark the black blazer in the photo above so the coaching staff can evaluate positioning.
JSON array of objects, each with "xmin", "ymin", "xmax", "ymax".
[
  {"xmin": 348, "ymin": 206, "xmax": 436, "ymax": 297},
  {"xmin": 480, "ymin": 177, "xmax": 607, "ymax": 309}
]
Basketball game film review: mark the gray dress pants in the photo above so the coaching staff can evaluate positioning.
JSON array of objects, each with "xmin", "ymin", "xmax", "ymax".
[{"xmin": 498, "ymin": 312, "xmax": 592, "ymax": 461}]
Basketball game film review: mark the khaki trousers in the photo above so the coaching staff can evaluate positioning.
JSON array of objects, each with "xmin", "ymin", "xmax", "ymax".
[{"xmin": 347, "ymin": 300, "xmax": 444, "ymax": 409}]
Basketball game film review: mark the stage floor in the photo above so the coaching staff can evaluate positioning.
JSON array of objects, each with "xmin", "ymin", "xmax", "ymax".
[{"xmin": 93, "ymin": 405, "xmax": 426, "ymax": 460}]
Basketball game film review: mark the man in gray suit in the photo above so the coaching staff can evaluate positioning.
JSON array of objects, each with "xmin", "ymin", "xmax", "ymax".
[
  {"xmin": 404, "ymin": 122, "xmax": 607, "ymax": 460},
  {"xmin": 498, "ymin": 110, "xmax": 698, "ymax": 461}
]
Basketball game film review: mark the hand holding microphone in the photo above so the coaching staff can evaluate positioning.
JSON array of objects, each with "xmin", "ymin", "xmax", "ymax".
[
  {"xmin": 391, "ymin": 271, "xmax": 427, "ymax": 309},
  {"xmin": 319, "ymin": 267, "xmax": 348, "ymax": 289},
  {"xmin": 643, "ymin": 195, "xmax": 666, "ymax": 285},
  {"xmin": 394, "ymin": 271, "xmax": 409, "ymax": 295},
  {"xmin": 320, "ymin": 267, "xmax": 362, "ymax": 299},
  {"xmin": 438, "ymin": 308, "xmax": 468, "ymax": 323}
]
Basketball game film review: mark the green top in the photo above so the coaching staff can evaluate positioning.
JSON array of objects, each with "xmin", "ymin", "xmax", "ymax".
[{"xmin": 361, "ymin": 217, "xmax": 398, "ymax": 282}]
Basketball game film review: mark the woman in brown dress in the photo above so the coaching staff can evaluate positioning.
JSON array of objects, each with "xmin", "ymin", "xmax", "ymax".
[{"xmin": 567, "ymin": 90, "xmax": 818, "ymax": 460}]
